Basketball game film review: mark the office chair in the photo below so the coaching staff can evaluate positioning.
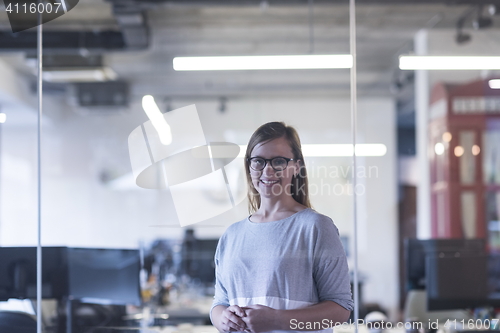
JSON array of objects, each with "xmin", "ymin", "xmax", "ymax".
[{"xmin": 0, "ymin": 311, "xmax": 37, "ymax": 333}]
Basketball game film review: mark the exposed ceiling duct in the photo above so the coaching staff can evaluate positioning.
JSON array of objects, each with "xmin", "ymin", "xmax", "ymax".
[
  {"xmin": 75, "ymin": 81, "xmax": 129, "ymax": 107},
  {"xmin": 111, "ymin": 5, "xmax": 149, "ymax": 50},
  {"xmin": 26, "ymin": 54, "xmax": 117, "ymax": 83},
  {"xmin": 0, "ymin": 0, "xmax": 152, "ymax": 53},
  {"xmin": 0, "ymin": 30, "xmax": 126, "ymax": 53}
]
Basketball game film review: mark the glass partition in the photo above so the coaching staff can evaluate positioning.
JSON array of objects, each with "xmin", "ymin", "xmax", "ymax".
[
  {"xmin": 0, "ymin": 3, "xmax": 40, "ymax": 325},
  {"xmin": 30, "ymin": 1, "xmax": 356, "ymax": 331}
]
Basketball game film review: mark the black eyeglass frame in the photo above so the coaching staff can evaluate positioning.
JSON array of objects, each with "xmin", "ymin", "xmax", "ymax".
[{"xmin": 247, "ymin": 157, "xmax": 297, "ymax": 171}]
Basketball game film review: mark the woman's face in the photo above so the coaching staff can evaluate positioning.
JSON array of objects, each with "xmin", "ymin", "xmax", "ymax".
[{"xmin": 248, "ymin": 136, "xmax": 299, "ymax": 200}]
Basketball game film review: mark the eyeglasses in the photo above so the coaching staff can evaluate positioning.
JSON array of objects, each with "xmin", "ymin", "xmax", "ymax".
[{"xmin": 247, "ymin": 157, "xmax": 296, "ymax": 171}]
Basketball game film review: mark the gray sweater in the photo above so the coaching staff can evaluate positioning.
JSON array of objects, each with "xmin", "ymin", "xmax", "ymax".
[{"xmin": 211, "ymin": 208, "xmax": 353, "ymax": 332}]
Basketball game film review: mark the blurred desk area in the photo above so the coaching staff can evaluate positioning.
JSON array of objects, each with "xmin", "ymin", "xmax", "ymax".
[
  {"xmin": 5, "ymin": 233, "xmax": 500, "ymax": 333},
  {"xmin": 0, "ymin": 230, "xmax": 219, "ymax": 333},
  {"xmin": 402, "ymin": 238, "xmax": 500, "ymax": 332}
]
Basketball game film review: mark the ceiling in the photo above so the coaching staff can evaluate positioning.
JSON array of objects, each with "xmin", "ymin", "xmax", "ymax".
[{"xmin": 0, "ymin": 1, "xmax": 499, "ymax": 101}]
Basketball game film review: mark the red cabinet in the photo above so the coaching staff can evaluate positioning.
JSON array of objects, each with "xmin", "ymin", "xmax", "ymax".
[{"xmin": 429, "ymin": 79, "xmax": 500, "ymax": 252}]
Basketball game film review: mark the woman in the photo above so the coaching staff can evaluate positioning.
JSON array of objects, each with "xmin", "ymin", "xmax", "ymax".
[{"xmin": 210, "ymin": 122, "xmax": 353, "ymax": 333}]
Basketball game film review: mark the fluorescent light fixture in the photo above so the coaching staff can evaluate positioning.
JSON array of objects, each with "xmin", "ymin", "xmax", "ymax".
[
  {"xmin": 0, "ymin": 113, "xmax": 6, "ymax": 123},
  {"xmin": 238, "ymin": 144, "xmax": 387, "ymax": 158},
  {"xmin": 142, "ymin": 95, "xmax": 172, "ymax": 145},
  {"xmin": 303, "ymin": 144, "xmax": 387, "ymax": 157},
  {"xmin": 173, "ymin": 54, "xmax": 353, "ymax": 71},
  {"xmin": 42, "ymin": 67, "xmax": 117, "ymax": 82},
  {"xmin": 489, "ymin": 79, "xmax": 500, "ymax": 89},
  {"xmin": 399, "ymin": 56, "xmax": 500, "ymax": 70}
]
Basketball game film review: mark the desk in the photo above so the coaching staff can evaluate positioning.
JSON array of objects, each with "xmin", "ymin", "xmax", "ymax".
[
  {"xmin": 124, "ymin": 297, "xmax": 213, "ymax": 327},
  {"xmin": 141, "ymin": 325, "xmax": 219, "ymax": 333},
  {"xmin": 163, "ymin": 296, "xmax": 213, "ymax": 318},
  {"xmin": 94, "ymin": 324, "xmax": 406, "ymax": 333},
  {"xmin": 89, "ymin": 325, "xmax": 218, "ymax": 333}
]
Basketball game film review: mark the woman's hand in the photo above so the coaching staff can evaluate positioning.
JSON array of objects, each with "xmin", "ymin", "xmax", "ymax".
[
  {"xmin": 241, "ymin": 304, "xmax": 278, "ymax": 333},
  {"xmin": 217, "ymin": 305, "xmax": 248, "ymax": 333}
]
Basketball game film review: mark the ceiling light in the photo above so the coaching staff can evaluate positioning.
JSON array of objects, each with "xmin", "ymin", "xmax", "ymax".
[
  {"xmin": 489, "ymin": 79, "xmax": 500, "ymax": 89},
  {"xmin": 442, "ymin": 132, "xmax": 452, "ymax": 142},
  {"xmin": 472, "ymin": 145, "xmax": 481, "ymax": 156},
  {"xmin": 173, "ymin": 54, "xmax": 353, "ymax": 71},
  {"xmin": 300, "ymin": 144, "xmax": 388, "ymax": 157},
  {"xmin": 435, "ymin": 143, "xmax": 445, "ymax": 155},
  {"xmin": 0, "ymin": 113, "xmax": 6, "ymax": 123},
  {"xmin": 489, "ymin": 5, "xmax": 499, "ymax": 16},
  {"xmin": 237, "ymin": 144, "xmax": 387, "ymax": 158},
  {"xmin": 42, "ymin": 67, "xmax": 117, "ymax": 82},
  {"xmin": 455, "ymin": 146, "xmax": 465, "ymax": 157},
  {"xmin": 400, "ymin": 56, "xmax": 500, "ymax": 70},
  {"xmin": 142, "ymin": 95, "xmax": 172, "ymax": 145}
]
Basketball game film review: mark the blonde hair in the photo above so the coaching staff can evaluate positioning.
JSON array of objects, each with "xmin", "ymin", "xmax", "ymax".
[{"xmin": 244, "ymin": 122, "xmax": 311, "ymax": 213}]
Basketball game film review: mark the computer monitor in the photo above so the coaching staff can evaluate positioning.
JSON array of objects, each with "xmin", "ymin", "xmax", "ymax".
[
  {"xmin": 182, "ymin": 239, "xmax": 218, "ymax": 284},
  {"xmin": 0, "ymin": 247, "xmax": 141, "ymax": 306},
  {"xmin": 426, "ymin": 254, "xmax": 489, "ymax": 311},
  {"xmin": 404, "ymin": 238, "xmax": 486, "ymax": 291},
  {"xmin": 0, "ymin": 247, "xmax": 68, "ymax": 301},
  {"xmin": 488, "ymin": 253, "xmax": 500, "ymax": 293},
  {"xmin": 67, "ymin": 248, "xmax": 141, "ymax": 305}
]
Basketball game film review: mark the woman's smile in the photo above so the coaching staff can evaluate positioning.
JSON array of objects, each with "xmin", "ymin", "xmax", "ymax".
[{"xmin": 260, "ymin": 178, "xmax": 279, "ymax": 186}]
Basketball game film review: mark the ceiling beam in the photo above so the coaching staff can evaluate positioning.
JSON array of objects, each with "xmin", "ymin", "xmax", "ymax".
[{"xmin": 0, "ymin": 31, "xmax": 127, "ymax": 53}]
